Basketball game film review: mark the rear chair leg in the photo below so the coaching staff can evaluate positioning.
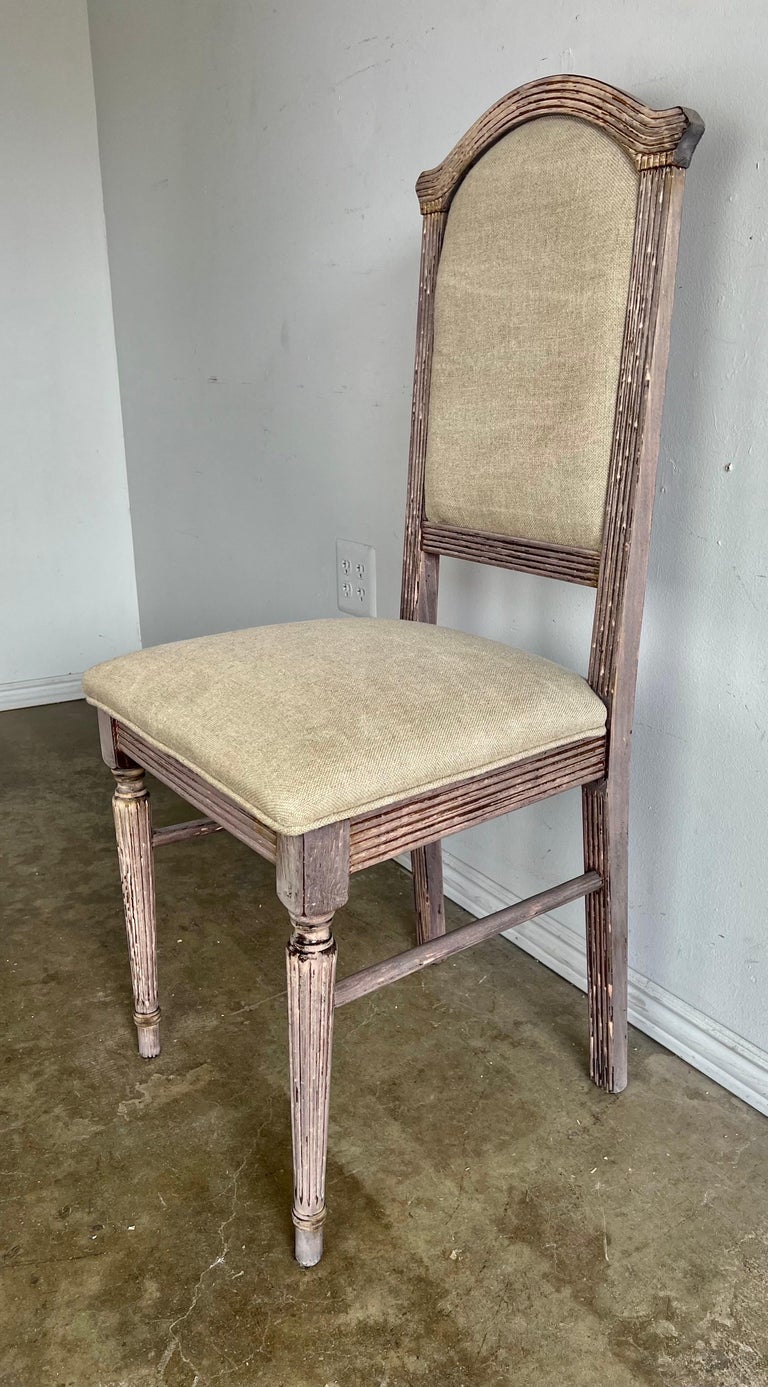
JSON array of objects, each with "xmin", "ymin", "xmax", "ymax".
[
  {"xmin": 277, "ymin": 824, "xmax": 350, "ymax": 1267},
  {"xmin": 411, "ymin": 841, "xmax": 446, "ymax": 944},
  {"xmin": 583, "ymin": 780, "xmax": 628, "ymax": 1093},
  {"xmin": 111, "ymin": 767, "xmax": 160, "ymax": 1058}
]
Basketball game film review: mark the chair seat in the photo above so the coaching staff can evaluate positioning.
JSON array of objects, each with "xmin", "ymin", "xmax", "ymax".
[{"xmin": 83, "ymin": 618, "xmax": 606, "ymax": 836}]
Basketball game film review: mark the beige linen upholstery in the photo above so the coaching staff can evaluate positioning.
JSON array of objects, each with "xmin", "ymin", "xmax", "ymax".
[
  {"xmin": 424, "ymin": 115, "xmax": 638, "ymax": 551},
  {"xmin": 83, "ymin": 619, "xmax": 606, "ymax": 836}
]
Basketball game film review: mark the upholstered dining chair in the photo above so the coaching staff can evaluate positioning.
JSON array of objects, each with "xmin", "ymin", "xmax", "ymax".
[{"xmin": 83, "ymin": 75, "xmax": 703, "ymax": 1267}]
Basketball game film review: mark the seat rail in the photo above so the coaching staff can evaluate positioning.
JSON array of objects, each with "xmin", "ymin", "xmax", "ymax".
[
  {"xmin": 112, "ymin": 718, "xmax": 606, "ymax": 876},
  {"xmin": 348, "ymin": 736, "xmax": 606, "ymax": 870}
]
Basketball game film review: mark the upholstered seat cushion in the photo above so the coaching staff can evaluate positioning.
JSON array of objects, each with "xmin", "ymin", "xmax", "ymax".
[{"xmin": 83, "ymin": 618, "xmax": 606, "ymax": 836}]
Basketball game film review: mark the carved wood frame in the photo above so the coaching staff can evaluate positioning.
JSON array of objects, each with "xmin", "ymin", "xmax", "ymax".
[{"xmin": 398, "ymin": 76, "xmax": 702, "ymax": 1091}]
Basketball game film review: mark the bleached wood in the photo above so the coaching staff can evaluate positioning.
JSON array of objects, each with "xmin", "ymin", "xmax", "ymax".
[
  {"xmin": 405, "ymin": 517, "xmax": 446, "ymax": 946},
  {"xmin": 111, "ymin": 768, "xmax": 160, "ymax": 1058},
  {"xmin": 335, "ymin": 872, "xmax": 601, "ymax": 1008},
  {"xmin": 277, "ymin": 826, "xmax": 349, "ymax": 1266},
  {"xmin": 398, "ymin": 80, "xmax": 700, "ymax": 1096},
  {"xmin": 285, "ymin": 916, "xmax": 337, "ymax": 1267},
  {"xmin": 276, "ymin": 823, "xmax": 350, "ymax": 919},
  {"xmin": 421, "ymin": 523, "xmax": 600, "ymax": 587},
  {"xmin": 116, "ymin": 724, "xmax": 277, "ymax": 862},
  {"xmin": 152, "ymin": 818, "xmax": 222, "ymax": 847},
  {"xmin": 349, "ymin": 737, "xmax": 606, "ymax": 870},
  {"xmin": 400, "ymin": 213, "xmax": 446, "ymax": 622},
  {"xmin": 415, "ymin": 74, "xmax": 702, "ymax": 212},
  {"xmin": 584, "ymin": 165, "xmax": 687, "ymax": 1093}
]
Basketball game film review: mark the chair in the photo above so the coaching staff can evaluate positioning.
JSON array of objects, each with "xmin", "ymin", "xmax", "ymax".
[{"xmin": 83, "ymin": 75, "xmax": 703, "ymax": 1267}]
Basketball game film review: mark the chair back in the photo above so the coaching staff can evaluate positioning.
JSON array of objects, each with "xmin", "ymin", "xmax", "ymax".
[{"xmin": 400, "ymin": 76, "xmax": 702, "ymax": 745}]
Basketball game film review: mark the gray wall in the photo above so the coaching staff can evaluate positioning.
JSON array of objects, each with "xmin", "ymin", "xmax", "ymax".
[
  {"xmin": 0, "ymin": 0, "xmax": 140, "ymax": 698},
  {"xmin": 88, "ymin": 2, "xmax": 768, "ymax": 1065}
]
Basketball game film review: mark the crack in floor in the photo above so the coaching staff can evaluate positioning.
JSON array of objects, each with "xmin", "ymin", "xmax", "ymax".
[{"xmin": 157, "ymin": 1152, "xmax": 248, "ymax": 1386}]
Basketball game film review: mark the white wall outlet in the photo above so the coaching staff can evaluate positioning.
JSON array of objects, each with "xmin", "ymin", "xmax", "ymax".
[{"xmin": 336, "ymin": 539, "xmax": 376, "ymax": 617}]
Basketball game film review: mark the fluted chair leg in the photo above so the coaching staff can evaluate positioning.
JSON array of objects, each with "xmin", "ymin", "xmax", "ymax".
[
  {"xmin": 111, "ymin": 767, "xmax": 160, "ymax": 1058},
  {"xmin": 286, "ymin": 914, "xmax": 337, "ymax": 1266},
  {"xmin": 276, "ymin": 822, "xmax": 350, "ymax": 1267}
]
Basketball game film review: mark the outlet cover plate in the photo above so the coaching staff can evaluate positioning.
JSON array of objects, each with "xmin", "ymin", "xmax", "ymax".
[{"xmin": 336, "ymin": 539, "xmax": 376, "ymax": 617}]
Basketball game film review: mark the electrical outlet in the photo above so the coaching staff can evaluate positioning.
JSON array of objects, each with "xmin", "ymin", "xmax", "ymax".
[{"xmin": 336, "ymin": 539, "xmax": 376, "ymax": 617}]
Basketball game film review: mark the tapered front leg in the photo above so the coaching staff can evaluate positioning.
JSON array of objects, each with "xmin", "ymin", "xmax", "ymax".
[
  {"xmin": 277, "ymin": 823, "xmax": 350, "ymax": 1267},
  {"xmin": 583, "ymin": 780, "xmax": 628, "ymax": 1093},
  {"xmin": 286, "ymin": 914, "xmax": 337, "ymax": 1266},
  {"xmin": 411, "ymin": 840, "xmax": 446, "ymax": 945},
  {"xmin": 111, "ymin": 767, "xmax": 160, "ymax": 1058}
]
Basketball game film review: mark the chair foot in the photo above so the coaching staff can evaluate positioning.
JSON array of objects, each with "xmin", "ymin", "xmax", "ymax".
[
  {"xmin": 294, "ymin": 1222, "xmax": 324, "ymax": 1267},
  {"xmin": 134, "ymin": 1008, "xmax": 161, "ymax": 1059}
]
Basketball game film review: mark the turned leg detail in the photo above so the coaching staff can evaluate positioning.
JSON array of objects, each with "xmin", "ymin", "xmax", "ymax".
[
  {"xmin": 111, "ymin": 767, "xmax": 160, "ymax": 1058},
  {"xmin": 286, "ymin": 916, "xmax": 337, "ymax": 1267},
  {"xmin": 276, "ymin": 823, "xmax": 349, "ymax": 1267},
  {"xmin": 583, "ymin": 782, "xmax": 628, "ymax": 1094},
  {"xmin": 411, "ymin": 840, "xmax": 446, "ymax": 945}
]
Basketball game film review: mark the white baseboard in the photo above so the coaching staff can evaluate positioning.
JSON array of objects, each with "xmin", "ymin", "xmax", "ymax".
[
  {"xmin": 0, "ymin": 673, "xmax": 84, "ymax": 712},
  {"xmin": 399, "ymin": 849, "xmax": 768, "ymax": 1118}
]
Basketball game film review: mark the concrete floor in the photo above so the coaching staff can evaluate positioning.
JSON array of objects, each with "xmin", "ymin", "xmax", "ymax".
[{"xmin": 1, "ymin": 701, "xmax": 767, "ymax": 1387}]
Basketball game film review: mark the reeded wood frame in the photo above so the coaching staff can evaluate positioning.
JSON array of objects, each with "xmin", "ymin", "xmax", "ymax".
[
  {"xmin": 401, "ymin": 76, "xmax": 702, "ymax": 1093},
  {"xmin": 97, "ymin": 76, "xmax": 702, "ymax": 1265}
]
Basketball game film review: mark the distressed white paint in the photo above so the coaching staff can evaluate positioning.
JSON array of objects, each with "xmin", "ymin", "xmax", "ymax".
[
  {"xmin": 88, "ymin": 2, "xmax": 768, "ymax": 1072},
  {"xmin": 0, "ymin": 0, "xmax": 140, "ymax": 696}
]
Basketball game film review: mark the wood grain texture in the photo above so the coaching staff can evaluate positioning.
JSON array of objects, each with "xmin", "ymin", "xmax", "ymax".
[
  {"xmin": 97, "ymin": 708, "xmax": 133, "ymax": 771},
  {"xmin": 400, "ymin": 212, "xmax": 446, "ymax": 622},
  {"xmin": 280, "ymin": 826, "xmax": 349, "ymax": 1266},
  {"xmin": 276, "ymin": 823, "xmax": 350, "ymax": 921},
  {"xmin": 111, "ymin": 768, "xmax": 160, "ymax": 1058},
  {"xmin": 584, "ymin": 165, "xmax": 687, "ymax": 1093},
  {"xmin": 152, "ymin": 818, "xmax": 222, "ymax": 848},
  {"xmin": 590, "ymin": 169, "xmax": 685, "ymax": 764},
  {"xmin": 421, "ymin": 522, "xmax": 600, "ymax": 587},
  {"xmin": 416, "ymin": 75, "xmax": 703, "ymax": 212},
  {"xmin": 406, "ymin": 518, "xmax": 446, "ymax": 946},
  {"xmin": 336, "ymin": 872, "xmax": 601, "ymax": 1008},
  {"xmin": 397, "ymin": 81, "xmax": 701, "ymax": 1097},
  {"xmin": 109, "ymin": 721, "xmax": 604, "ymax": 883},
  {"xmin": 286, "ymin": 916, "xmax": 337, "ymax": 1267},
  {"xmin": 415, "ymin": 549, "xmax": 440, "ymax": 622},
  {"xmin": 350, "ymin": 737, "xmax": 607, "ymax": 871},
  {"xmin": 411, "ymin": 839, "xmax": 446, "ymax": 945},
  {"xmin": 115, "ymin": 724, "xmax": 277, "ymax": 863},
  {"xmin": 583, "ymin": 780, "xmax": 627, "ymax": 1091}
]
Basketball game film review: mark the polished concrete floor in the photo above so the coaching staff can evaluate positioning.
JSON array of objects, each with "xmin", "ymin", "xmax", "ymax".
[{"xmin": 1, "ymin": 700, "xmax": 767, "ymax": 1387}]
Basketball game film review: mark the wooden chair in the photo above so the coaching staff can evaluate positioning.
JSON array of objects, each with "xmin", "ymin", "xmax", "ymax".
[{"xmin": 83, "ymin": 75, "xmax": 703, "ymax": 1267}]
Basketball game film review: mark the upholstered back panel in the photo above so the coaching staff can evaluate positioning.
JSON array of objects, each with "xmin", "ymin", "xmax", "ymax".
[{"xmin": 423, "ymin": 116, "xmax": 639, "ymax": 552}]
